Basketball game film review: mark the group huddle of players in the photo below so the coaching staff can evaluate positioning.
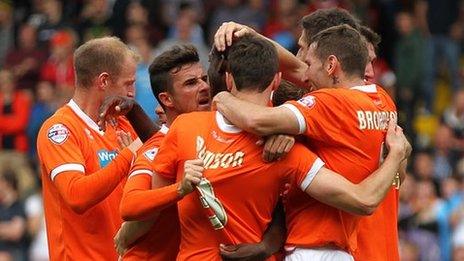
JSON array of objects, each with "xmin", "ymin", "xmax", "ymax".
[{"xmin": 36, "ymin": 8, "xmax": 411, "ymax": 261}]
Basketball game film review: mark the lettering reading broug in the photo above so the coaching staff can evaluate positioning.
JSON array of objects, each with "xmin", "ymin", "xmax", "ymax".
[{"xmin": 357, "ymin": 111, "xmax": 397, "ymax": 130}]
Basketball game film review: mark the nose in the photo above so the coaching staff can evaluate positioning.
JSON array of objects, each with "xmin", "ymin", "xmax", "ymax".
[
  {"xmin": 364, "ymin": 63, "xmax": 374, "ymax": 82},
  {"xmin": 199, "ymin": 78, "xmax": 210, "ymax": 93}
]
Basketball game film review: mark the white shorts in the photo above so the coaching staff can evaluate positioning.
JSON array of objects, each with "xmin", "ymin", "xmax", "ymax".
[{"xmin": 284, "ymin": 247, "xmax": 354, "ymax": 261}]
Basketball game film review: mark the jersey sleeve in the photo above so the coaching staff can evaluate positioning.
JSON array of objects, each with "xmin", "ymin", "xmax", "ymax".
[
  {"xmin": 152, "ymin": 120, "xmax": 181, "ymax": 181},
  {"xmin": 281, "ymin": 92, "xmax": 344, "ymax": 141},
  {"xmin": 37, "ymin": 121, "xmax": 86, "ymax": 181},
  {"xmin": 120, "ymin": 174, "xmax": 181, "ymax": 221},
  {"xmin": 280, "ymin": 143, "xmax": 325, "ymax": 191},
  {"xmin": 128, "ymin": 138, "xmax": 159, "ymax": 178},
  {"xmin": 37, "ymin": 120, "xmax": 134, "ymax": 214}
]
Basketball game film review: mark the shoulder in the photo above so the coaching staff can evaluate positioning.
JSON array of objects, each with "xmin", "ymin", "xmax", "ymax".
[
  {"xmin": 172, "ymin": 111, "xmax": 215, "ymax": 128},
  {"xmin": 139, "ymin": 132, "xmax": 164, "ymax": 153},
  {"xmin": 375, "ymin": 85, "xmax": 396, "ymax": 110},
  {"xmin": 37, "ymin": 106, "xmax": 78, "ymax": 146}
]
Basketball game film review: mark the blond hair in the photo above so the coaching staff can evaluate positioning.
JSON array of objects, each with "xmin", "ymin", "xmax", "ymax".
[{"xmin": 73, "ymin": 36, "xmax": 139, "ymax": 88}]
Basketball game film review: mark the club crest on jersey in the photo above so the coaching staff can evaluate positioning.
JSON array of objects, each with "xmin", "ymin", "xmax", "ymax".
[
  {"xmin": 297, "ymin": 95, "xmax": 316, "ymax": 108},
  {"xmin": 47, "ymin": 124, "xmax": 70, "ymax": 145},
  {"xmin": 143, "ymin": 148, "xmax": 158, "ymax": 161},
  {"xmin": 97, "ymin": 149, "xmax": 118, "ymax": 167}
]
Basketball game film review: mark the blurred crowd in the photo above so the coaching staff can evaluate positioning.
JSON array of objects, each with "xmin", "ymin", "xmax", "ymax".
[{"xmin": 1, "ymin": 0, "xmax": 464, "ymax": 260}]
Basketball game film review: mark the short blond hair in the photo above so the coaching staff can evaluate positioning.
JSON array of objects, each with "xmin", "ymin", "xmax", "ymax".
[{"xmin": 73, "ymin": 36, "xmax": 139, "ymax": 88}]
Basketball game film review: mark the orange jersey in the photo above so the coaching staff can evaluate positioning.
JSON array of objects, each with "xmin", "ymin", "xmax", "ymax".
[
  {"xmin": 37, "ymin": 99, "xmax": 136, "ymax": 261},
  {"xmin": 354, "ymin": 87, "xmax": 399, "ymax": 261},
  {"xmin": 153, "ymin": 111, "xmax": 323, "ymax": 260},
  {"xmin": 282, "ymin": 84, "xmax": 397, "ymax": 254},
  {"xmin": 122, "ymin": 125, "xmax": 180, "ymax": 261}
]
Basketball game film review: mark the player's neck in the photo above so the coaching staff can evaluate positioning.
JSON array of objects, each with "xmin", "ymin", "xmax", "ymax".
[
  {"xmin": 72, "ymin": 89, "xmax": 101, "ymax": 123},
  {"xmin": 165, "ymin": 110, "xmax": 178, "ymax": 128},
  {"xmin": 233, "ymin": 90, "xmax": 270, "ymax": 107},
  {"xmin": 336, "ymin": 75, "xmax": 366, "ymax": 89}
]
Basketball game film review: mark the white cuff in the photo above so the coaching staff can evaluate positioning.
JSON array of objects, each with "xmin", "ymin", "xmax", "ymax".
[
  {"xmin": 128, "ymin": 169, "xmax": 153, "ymax": 178},
  {"xmin": 300, "ymin": 158, "xmax": 325, "ymax": 191},
  {"xmin": 280, "ymin": 104, "xmax": 306, "ymax": 134},
  {"xmin": 50, "ymin": 163, "xmax": 85, "ymax": 181}
]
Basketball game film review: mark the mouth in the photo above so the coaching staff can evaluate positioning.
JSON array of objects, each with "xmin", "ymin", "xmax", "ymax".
[{"xmin": 198, "ymin": 96, "xmax": 211, "ymax": 107}]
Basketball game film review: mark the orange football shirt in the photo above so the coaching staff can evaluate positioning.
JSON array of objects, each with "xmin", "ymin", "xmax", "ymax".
[
  {"xmin": 354, "ymin": 86, "xmax": 399, "ymax": 261},
  {"xmin": 153, "ymin": 111, "xmax": 323, "ymax": 260},
  {"xmin": 282, "ymin": 84, "xmax": 397, "ymax": 254},
  {"xmin": 37, "ymin": 99, "xmax": 136, "ymax": 261},
  {"xmin": 121, "ymin": 125, "xmax": 180, "ymax": 261}
]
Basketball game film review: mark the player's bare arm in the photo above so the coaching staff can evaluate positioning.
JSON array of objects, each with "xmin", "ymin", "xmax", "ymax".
[
  {"xmin": 305, "ymin": 121, "xmax": 411, "ymax": 215},
  {"xmin": 262, "ymin": 134, "xmax": 296, "ymax": 162},
  {"xmin": 98, "ymin": 95, "xmax": 160, "ymax": 142},
  {"xmin": 214, "ymin": 22, "xmax": 307, "ymax": 88},
  {"xmin": 220, "ymin": 200, "xmax": 286, "ymax": 260},
  {"xmin": 214, "ymin": 91, "xmax": 301, "ymax": 136},
  {"xmin": 113, "ymin": 220, "xmax": 155, "ymax": 256}
]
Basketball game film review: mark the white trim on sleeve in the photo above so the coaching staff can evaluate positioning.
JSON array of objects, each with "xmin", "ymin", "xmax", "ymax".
[
  {"xmin": 300, "ymin": 158, "xmax": 325, "ymax": 191},
  {"xmin": 50, "ymin": 163, "xmax": 85, "ymax": 181},
  {"xmin": 280, "ymin": 104, "xmax": 306, "ymax": 134},
  {"xmin": 128, "ymin": 169, "xmax": 154, "ymax": 178}
]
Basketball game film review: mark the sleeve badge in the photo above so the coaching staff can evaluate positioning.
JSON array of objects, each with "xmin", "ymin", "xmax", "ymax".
[
  {"xmin": 47, "ymin": 124, "xmax": 70, "ymax": 145},
  {"xmin": 297, "ymin": 95, "xmax": 316, "ymax": 108},
  {"xmin": 143, "ymin": 148, "xmax": 159, "ymax": 161}
]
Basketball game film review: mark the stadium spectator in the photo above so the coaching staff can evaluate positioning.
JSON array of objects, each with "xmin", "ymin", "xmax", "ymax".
[
  {"xmin": 155, "ymin": 9, "xmax": 209, "ymax": 68},
  {"xmin": 394, "ymin": 11, "xmax": 425, "ymax": 135},
  {"xmin": 0, "ymin": 170, "xmax": 27, "ymax": 261},
  {"xmin": 125, "ymin": 1, "xmax": 163, "ymax": 47},
  {"xmin": 40, "ymin": 30, "xmax": 76, "ymax": 97},
  {"xmin": 125, "ymin": 25, "xmax": 158, "ymax": 122},
  {"xmin": 24, "ymin": 183, "xmax": 48, "ymax": 261},
  {"xmin": 4, "ymin": 23, "xmax": 46, "ymax": 92},
  {"xmin": 0, "ymin": 0, "xmax": 13, "ymax": 67},
  {"xmin": 167, "ymin": 2, "xmax": 206, "ymax": 48},
  {"xmin": 442, "ymin": 89, "xmax": 464, "ymax": 152},
  {"xmin": 26, "ymin": 81, "xmax": 57, "ymax": 163},
  {"xmin": 77, "ymin": 0, "xmax": 112, "ymax": 42},
  {"xmin": 208, "ymin": 0, "xmax": 264, "ymax": 42},
  {"xmin": 417, "ymin": 0, "xmax": 462, "ymax": 113},
  {"xmin": 31, "ymin": 0, "xmax": 68, "ymax": 45},
  {"xmin": 437, "ymin": 176, "xmax": 463, "ymax": 261},
  {"xmin": 404, "ymin": 180, "xmax": 442, "ymax": 260},
  {"xmin": 0, "ymin": 70, "xmax": 35, "ymax": 199},
  {"xmin": 0, "ymin": 70, "xmax": 31, "ymax": 154},
  {"xmin": 263, "ymin": 0, "xmax": 299, "ymax": 52}
]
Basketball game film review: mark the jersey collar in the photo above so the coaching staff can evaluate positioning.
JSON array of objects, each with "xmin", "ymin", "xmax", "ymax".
[
  {"xmin": 215, "ymin": 111, "xmax": 242, "ymax": 134},
  {"xmin": 159, "ymin": 124, "xmax": 169, "ymax": 134},
  {"xmin": 67, "ymin": 99, "xmax": 105, "ymax": 135},
  {"xmin": 350, "ymin": 84, "xmax": 377, "ymax": 93}
]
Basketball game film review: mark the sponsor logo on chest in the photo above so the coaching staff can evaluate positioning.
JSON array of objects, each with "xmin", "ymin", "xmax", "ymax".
[
  {"xmin": 196, "ymin": 136, "xmax": 245, "ymax": 170},
  {"xmin": 97, "ymin": 149, "xmax": 118, "ymax": 167}
]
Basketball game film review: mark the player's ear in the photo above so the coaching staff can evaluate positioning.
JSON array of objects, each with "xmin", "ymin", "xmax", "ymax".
[
  {"xmin": 271, "ymin": 72, "xmax": 282, "ymax": 91},
  {"xmin": 326, "ymin": 55, "xmax": 337, "ymax": 76},
  {"xmin": 158, "ymin": 92, "xmax": 174, "ymax": 109},
  {"xmin": 225, "ymin": 72, "xmax": 234, "ymax": 92},
  {"xmin": 96, "ymin": 72, "xmax": 110, "ymax": 91}
]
